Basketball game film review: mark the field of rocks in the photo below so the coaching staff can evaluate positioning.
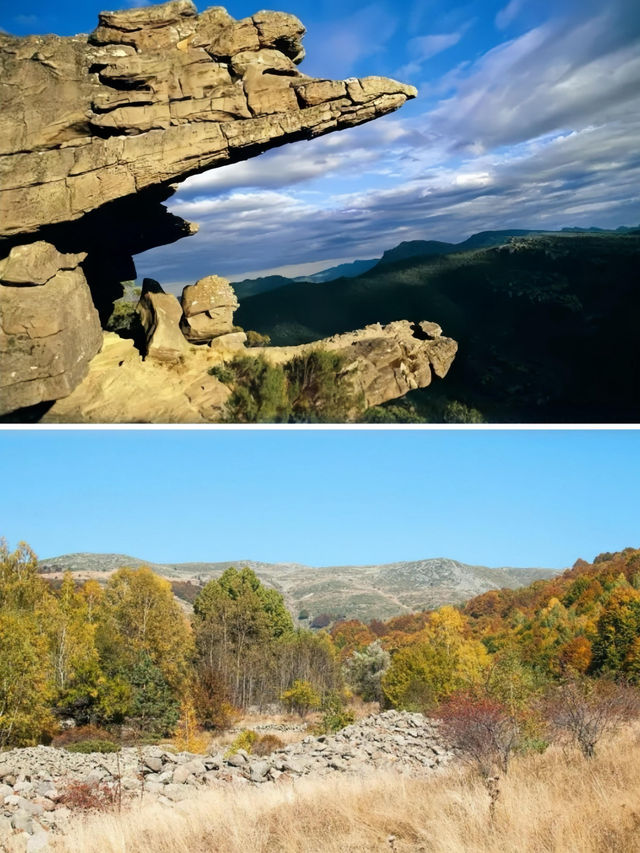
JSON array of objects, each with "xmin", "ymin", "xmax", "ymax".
[{"xmin": 0, "ymin": 711, "xmax": 453, "ymax": 851}]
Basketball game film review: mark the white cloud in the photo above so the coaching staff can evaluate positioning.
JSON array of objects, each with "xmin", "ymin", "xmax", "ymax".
[
  {"xmin": 412, "ymin": 32, "xmax": 463, "ymax": 60},
  {"xmin": 495, "ymin": 0, "xmax": 524, "ymax": 30},
  {"xmin": 135, "ymin": 0, "xmax": 640, "ymax": 282},
  {"xmin": 302, "ymin": 3, "xmax": 398, "ymax": 78}
]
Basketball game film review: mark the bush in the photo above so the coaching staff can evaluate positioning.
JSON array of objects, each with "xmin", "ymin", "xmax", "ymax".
[
  {"xmin": 542, "ymin": 677, "xmax": 640, "ymax": 758},
  {"xmin": 252, "ymin": 733, "xmax": 285, "ymax": 756},
  {"xmin": 314, "ymin": 693, "xmax": 355, "ymax": 734},
  {"xmin": 208, "ymin": 364, "xmax": 235, "ymax": 384},
  {"xmin": 225, "ymin": 729, "xmax": 258, "ymax": 757},
  {"xmin": 443, "ymin": 401, "xmax": 485, "ymax": 424},
  {"xmin": 435, "ymin": 692, "xmax": 520, "ymax": 777},
  {"xmin": 221, "ymin": 350, "xmax": 363, "ymax": 423},
  {"xmin": 65, "ymin": 739, "xmax": 120, "ymax": 754},
  {"xmin": 281, "ymin": 680, "xmax": 321, "ymax": 718},
  {"xmin": 361, "ymin": 403, "xmax": 424, "ymax": 423},
  {"xmin": 224, "ymin": 356, "xmax": 290, "ymax": 423},
  {"xmin": 285, "ymin": 350, "xmax": 361, "ymax": 423},
  {"xmin": 58, "ymin": 779, "xmax": 120, "ymax": 811},
  {"xmin": 53, "ymin": 725, "xmax": 114, "ymax": 747},
  {"xmin": 246, "ymin": 330, "xmax": 271, "ymax": 347}
]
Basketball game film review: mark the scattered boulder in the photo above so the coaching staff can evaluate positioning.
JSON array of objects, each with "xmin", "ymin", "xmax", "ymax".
[
  {"xmin": 136, "ymin": 280, "xmax": 189, "ymax": 363},
  {"xmin": 180, "ymin": 275, "xmax": 239, "ymax": 342}
]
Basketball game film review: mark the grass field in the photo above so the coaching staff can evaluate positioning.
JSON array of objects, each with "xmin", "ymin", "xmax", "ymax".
[{"xmin": 49, "ymin": 725, "xmax": 640, "ymax": 853}]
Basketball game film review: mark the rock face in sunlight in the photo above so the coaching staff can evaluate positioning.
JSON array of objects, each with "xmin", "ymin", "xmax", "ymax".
[{"xmin": 0, "ymin": 0, "xmax": 417, "ymax": 415}]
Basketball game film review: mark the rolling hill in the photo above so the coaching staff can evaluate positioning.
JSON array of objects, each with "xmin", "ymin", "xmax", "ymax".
[{"xmin": 38, "ymin": 553, "xmax": 557, "ymax": 623}]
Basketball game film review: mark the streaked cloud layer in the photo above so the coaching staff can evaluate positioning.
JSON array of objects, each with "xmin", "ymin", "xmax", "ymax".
[{"xmin": 3, "ymin": 0, "xmax": 638, "ymax": 282}]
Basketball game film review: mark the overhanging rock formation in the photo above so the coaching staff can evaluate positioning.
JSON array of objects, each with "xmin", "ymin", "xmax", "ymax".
[{"xmin": 0, "ymin": 0, "xmax": 419, "ymax": 417}]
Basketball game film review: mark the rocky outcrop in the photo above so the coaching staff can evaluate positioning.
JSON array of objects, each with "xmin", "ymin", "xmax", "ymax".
[
  {"xmin": 0, "ymin": 712, "xmax": 454, "ymax": 843},
  {"xmin": 40, "ymin": 317, "xmax": 456, "ymax": 422},
  {"xmin": 261, "ymin": 320, "xmax": 458, "ymax": 409},
  {"xmin": 0, "ymin": 0, "xmax": 417, "ymax": 415}
]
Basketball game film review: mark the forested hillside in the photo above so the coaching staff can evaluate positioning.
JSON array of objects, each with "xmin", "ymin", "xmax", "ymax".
[
  {"xmin": 235, "ymin": 233, "xmax": 640, "ymax": 422},
  {"xmin": 2, "ymin": 539, "xmax": 639, "ymax": 751}
]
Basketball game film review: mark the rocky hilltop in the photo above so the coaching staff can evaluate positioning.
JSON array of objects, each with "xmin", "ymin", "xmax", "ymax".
[
  {"xmin": 39, "ymin": 552, "xmax": 557, "ymax": 622},
  {"xmin": 0, "ymin": 1, "xmax": 446, "ymax": 420},
  {"xmin": 0, "ymin": 711, "xmax": 453, "ymax": 845}
]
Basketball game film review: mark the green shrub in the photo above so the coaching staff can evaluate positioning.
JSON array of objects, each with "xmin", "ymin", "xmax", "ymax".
[
  {"xmin": 361, "ymin": 403, "xmax": 424, "ymax": 423},
  {"xmin": 225, "ymin": 729, "xmax": 258, "ymax": 756},
  {"xmin": 285, "ymin": 350, "xmax": 360, "ymax": 423},
  {"xmin": 65, "ymin": 739, "xmax": 120, "ymax": 753},
  {"xmin": 314, "ymin": 693, "xmax": 355, "ymax": 734},
  {"xmin": 208, "ymin": 364, "xmax": 235, "ymax": 384},
  {"xmin": 443, "ymin": 400, "xmax": 485, "ymax": 424},
  {"xmin": 280, "ymin": 680, "xmax": 321, "ymax": 717},
  {"xmin": 246, "ymin": 330, "xmax": 271, "ymax": 347},
  {"xmin": 221, "ymin": 349, "xmax": 362, "ymax": 423}
]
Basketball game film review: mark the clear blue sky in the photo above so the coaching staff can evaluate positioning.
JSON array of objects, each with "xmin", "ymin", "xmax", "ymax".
[
  {"xmin": 0, "ymin": 429, "xmax": 637, "ymax": 570},
  {"xmin": 2, "ymin": 0, "xmax": 638, "ymax": 281}
]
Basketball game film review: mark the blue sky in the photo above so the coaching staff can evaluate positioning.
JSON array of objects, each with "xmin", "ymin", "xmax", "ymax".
[
  {"xmin": 0, "ymin": 429, "xmax": 637, "ymax": 570},
  {"xmin": 3, "ymin": 0, "xmax": 639, "ymax": 283}
]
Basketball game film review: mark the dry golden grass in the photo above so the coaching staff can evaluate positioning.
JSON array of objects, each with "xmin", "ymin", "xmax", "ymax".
[{"xmin": 51, "ymin": 727, "xmax": 640, "ymax": 853}]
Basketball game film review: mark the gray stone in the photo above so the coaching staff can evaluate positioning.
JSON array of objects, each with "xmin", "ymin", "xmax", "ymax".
[
  {"xmin": 11, "ymin": 811, "xmax": 33, "ymax": 834},
  {"xmin": 144, "ymin": 756, "xmax": 163, "ymax": 773},
  {"xmin": 26, "ymin": 831, "xmax": 50, "ymax": 852}
]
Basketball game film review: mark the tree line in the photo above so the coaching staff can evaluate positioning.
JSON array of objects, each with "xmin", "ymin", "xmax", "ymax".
[{"xmin": 1, "ymin": 541, "xmax": 639, "ymax": 753}]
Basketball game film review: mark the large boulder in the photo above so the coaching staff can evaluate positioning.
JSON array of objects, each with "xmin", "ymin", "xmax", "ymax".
[
  {"xmin": 136, "ymin": 280, "xmax": 189, "ymax": 363},
  {"xmin": 180, "ymin": 275, "xmax": 239, "ymax": 342},
  {"xmin": 0, "ymin": 242, "xmax": 102, "ymax": 416}
]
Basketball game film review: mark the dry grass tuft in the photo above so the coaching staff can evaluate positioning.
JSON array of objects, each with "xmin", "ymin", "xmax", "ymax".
[{"xmin": 51, "ymin": 726, "xmax": 640, "ymax": 853}]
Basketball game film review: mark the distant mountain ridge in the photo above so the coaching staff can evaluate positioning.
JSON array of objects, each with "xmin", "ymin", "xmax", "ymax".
[
  {"xmin": 232, "ymin": 258, "xmax": 378, "ymax": 298},
  {"xmin": 38, "ymin": 552, "xmax": 558, "ymax": 622},
  {"xmin": 231, "ymin": 227, "xmax": 638, "ymax": 302}
]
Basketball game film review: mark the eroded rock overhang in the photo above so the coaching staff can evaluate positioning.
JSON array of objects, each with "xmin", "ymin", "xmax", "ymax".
[{"xmin": 0, "ymin": 0, "xmax": 418, "ymax": 417}]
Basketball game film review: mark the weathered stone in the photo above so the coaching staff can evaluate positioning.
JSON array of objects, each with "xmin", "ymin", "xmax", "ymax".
[
  {"xmin": 41, "ymin": 333, "xmax": 231, "ymax": 424},
  {"xmin": 0, "ymin": 255, "xmax": 102, "ymax": 417},
  {"xmin": 144, "ymin": 756, "xmax": 163, "ymax": 773},
  {"xmin": 0, "ymin": 1, "xmax": 419, "ymax": 416},
  {"xmin": 137, "ymin": 281, "xmax": 189, "ymax": 364},
  {"xmin": 208, "ymin": 331, "xmax": 247, "ymax": 353},
  {"xmin": 26, "ymin": 832, "xmax": 50, "ymax": 853},
  {"xmin": 163, "ymin": 783, "xmax": 190, "ymax": 802},
  {"xmin": 248, "ymin": 761, "xmax": 269, "ymax": 782},
  {"xmin": 11, "ymin": 811, "xmax": 33, "ymax": 834},
  {"xmin": 261, "ymin": 320, "xmax": 458, "ymax": 409},
  {"xmin": 179, "ymin": 274, "xmax": 238, "ymax": 342},
  {"xmin": 0, "ymin": 242, "xmax": 85, "ymax": 287}
]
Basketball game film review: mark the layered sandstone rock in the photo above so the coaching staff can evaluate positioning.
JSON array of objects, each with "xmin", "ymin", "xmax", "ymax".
[
  {"xmin": 261, "ymin": 321, "xmax": 458, "ymax": 410},
  {"xmin": 0, "ymin": 0, "xmax": 418, "ymax": 416},
  {"xmin": 0, "ymin": 242, "xmax": 102, "ymax": 415},
  {"xmin": 42, "ymin": 318, "xmax": 456, "ymax": 423},
  {"xmin": 181, "ymin": 275, "xmax": 239, "ymax": 342}
]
